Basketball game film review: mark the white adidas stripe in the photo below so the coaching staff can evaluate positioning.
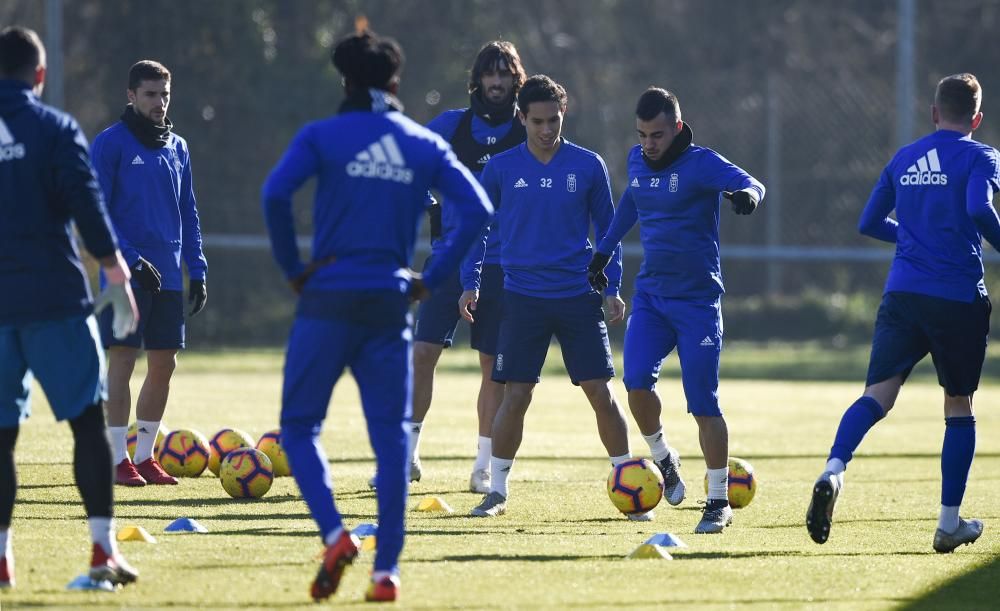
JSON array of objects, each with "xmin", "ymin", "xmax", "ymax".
[
  {"xmin": 0, "ymin": 118, "xmax": 14, "ymax": 145},
  {"xmin": 906, "ymin": 148, "xmax": 941, "ymax": 173},
  {"xmin": 380, "ymin": 134, "xmax": 405, "ymax": 165},
  {"xmin": 367, "ymin": 142, "xmax": 388, "ymax": 163}
]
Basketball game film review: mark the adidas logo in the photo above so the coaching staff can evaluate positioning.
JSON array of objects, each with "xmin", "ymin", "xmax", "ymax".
[
  {"xmin": 477, "ymin": 153, "xmax": 491, "ymax": 166},
  {"xmin": 700, "ymin": 336, "xmax": 715, "ymax": 347},
  {"xmin": 346, "ymin": 133, "xmax": 414, "ymax": 184},
  {"xmin": 899, "ymin": 148, "xmax": 948, "ymax": 186},
  {"xmin": 514, "ymin": 178, "xmax": 528, "ymax": 188},
  {"xmin": 631, "ymin": 177, "xmax": 639, "ymax": 187},
  {"xmin": 0, "ymin": 117, "xmax": 26, "ymax": 162},
  {"xmin": 131, "ymin": 155, "xmax": 144, "ymax": 165}
]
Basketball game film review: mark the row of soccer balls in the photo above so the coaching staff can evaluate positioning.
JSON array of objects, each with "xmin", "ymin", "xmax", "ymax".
[
  {"xmin": 608, "ymin": 456, "xmax": 757, "ymax": 515},
  {"xmin": 126, "ymin": 424, "xmax": 286, "ymax": 499}
]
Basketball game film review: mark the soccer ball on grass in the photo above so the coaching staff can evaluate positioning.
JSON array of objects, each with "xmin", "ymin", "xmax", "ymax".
[
  {"xmin": 208, "ymin": 428, "xmax": 255, "ymax": 476},
  {"xmin": 158, "ymin": 429, "xmax": 210, "ymax": 477},
  {"xmin": 607, "ymin": 458, "xmax": 663, "ymax": 515},
  {"xmin": 220, "ymin": 447, "xmax": 274, "ymax": 499},
  {"xmin": 703, "ymin": 456, "xmax": 757, "ymax": 508}
]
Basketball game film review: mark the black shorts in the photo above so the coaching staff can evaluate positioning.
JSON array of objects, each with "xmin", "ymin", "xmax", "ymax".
[
  {"xmin": 866, "ymin": 291, "xmax": 991, "ymax": 396},
  {"xmin": 413, "ymin": 261, "xmax": 503, "ymax": 355},
  {"xmin": 100, "ymin": 285, "xmax": 185, "ymax": 350}
]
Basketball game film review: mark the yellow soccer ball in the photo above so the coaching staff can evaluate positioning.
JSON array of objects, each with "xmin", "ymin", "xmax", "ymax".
[
  {"xmin": 208, "ymin": 428, "xmax": 255, "ymax": 476},
  {"xmin": 158, "ymin": 429, "xmax": 210, "ymax": 477},
  {"xmin": 607, "ymin": 458, "xmax": 663, "ymax": 515},
  {"xmin": 256, "ymin": 429, "xmax": 291, "ymax": 477},
  {"xmin": 126, "ymin": 422, "xmax": 168, "ymax": 460},
  {"xmin": 220, "ymin": 448, "xmax": 274, "ymax": 499},
  {"xmin": 703, "ymin": 457, "xmax": 757, "ymax": 509}
]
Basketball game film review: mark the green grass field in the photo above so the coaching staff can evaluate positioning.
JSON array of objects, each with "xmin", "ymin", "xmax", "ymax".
[{"xmin": 4, "ymin": 345, "xmax": 1000, "ymax": 609}]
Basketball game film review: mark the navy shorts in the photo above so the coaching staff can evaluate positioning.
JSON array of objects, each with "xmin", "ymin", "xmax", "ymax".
[
  {"xmin": 492, "ymin": 289, "xmax": 614, "ymax": 385},
  {"xmin": 867, "ymin": 291, "xmax": 991, "ymax": 396},
  {"xmin": 99, "ymin": 286, "xmax": 185, "ymax": 350},
  {"xmin": 414, "ymin": 261, "xmax": 503, "ymax": 355},
  {"xmin": 0, "ymin": 315, "xmax": 106, "ymax": 428},
  {"xmin": 623, "ymin": 290, "xmax": 723, "ymax": 416}
]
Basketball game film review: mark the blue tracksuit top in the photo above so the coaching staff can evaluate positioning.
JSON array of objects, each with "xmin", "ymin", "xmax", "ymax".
[
  {"xmin": 598, "ymin": 143, "xmax": 764, "ymax": 299},
  {"xmin": 91, "ymin": 121, "xmax": 207, "ymax": 290},
  {"xmin": 262, "ymin": 108, "xmax": 492, "ymax": 294},
  {"xmin": 0, "ymin": 79, "xmax": 118, "ymax": 325},
  {"xmin": 858, "ymin": 129, "xmax": 1000, "ymax": 303},
  {"xmin": 427, "ymin": 109, "xmax": 518, "ymax": 263},
  {"xmin": 463, "ymin": 139, "xmax": 623, "ymax": 298}
]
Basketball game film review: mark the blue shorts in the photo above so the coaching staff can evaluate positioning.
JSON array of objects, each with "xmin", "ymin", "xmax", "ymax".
[
  {"xmin": 492, "ymin": 289, "xmax": 614, "ymax": 385},
  {"xmin": 623, "ymin": 291, "xmax": 723, "ymax": 417},
  {"xmin": 99, "ymin": 286, "xmax": 184, "ymax": 350},
  {"xmin": 867, "ymin": 291, "xmax": 991, "ymax": 396},
  {"xmin": 414, "ymin": 261, "xmax": 503, "ymax": 354},
  {"xmin": 0, "ymin": 315, "xmax": 106, "ymax": 428}
]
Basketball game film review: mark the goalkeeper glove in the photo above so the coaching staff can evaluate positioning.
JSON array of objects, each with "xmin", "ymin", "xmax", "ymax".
[
  {"xmin": 587, "ymin": 251, "xmax": 612, "ymax": 292},
  {"xmin": 724, "ymin": 189, "xmax": 758, "ymax": 215},
  {"xmin": 131, "ymin": 256, "xmax": 162, "ymax": 293},
  {"xmin": 188, "ymin": 279, "xmax": 207, "ymax": 317},
  {"xmin": 95, "ymin": 254, "xmax": 139, "ymax": 339}
]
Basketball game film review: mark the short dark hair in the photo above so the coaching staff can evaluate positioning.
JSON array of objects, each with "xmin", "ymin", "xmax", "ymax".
[
  {"xmin": 636, "ymin": 87, "xmax": 681, "ymax": 122},
  {"xmin": 468, "ymin": 40, "xmax": 526, "ymax": 96},
  {"xmin": 935, "ymin": 73, "xmax": 982, "ymax": 124},
  {"xmin": 128, "ymin": 60, "xmax": 171, "ymax": 90},
  {"xmin": 331, "ymin": 30, "xmax": 404, "ymax": 92},
  {"xmin": 0, "ymin": 26, "xmax": 44, "ymax": 82},
  {"xmin": 517, "ymin": 75, "xmax": 567, "ymax": 114}
]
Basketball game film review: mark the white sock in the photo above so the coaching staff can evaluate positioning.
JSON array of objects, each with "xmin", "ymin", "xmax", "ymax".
[
  {"xmin": 408, "ymin": 422, "xmax": 423, "ymax": 464},
  {"xmin": 133, "ymin": 420, "xmax": 160, "ymax": 463},
  {"xmin": 371, "ymin": 570, "xmax": 396, "ymax": 583},
  {"xmin": 938, "ymin": 505, "xmax": 960, "ymax": 533},
  {"xmin": 825, "ymin": 458, "xmax": 847, "ymax": 476},
  {"xmin": 88, "ymin": 517, "xmax": 116, "ymax": 556},
  {"xmin": 706, "ymin": 467, "xmax": 728, "ymax": 501},
  {"xmin": 323, "ymin": 526, "xmax": 344, "ymax": 546},
  {"xmin": 107, "ymin": 426, "xmax": 129, "ymax": 465},
  {"xmin": 0, "ymin": 529, "xmax": 9, "ymax": 558},
  {"xmin": 473, "ymin": 436, "xmax": 492, "ymax": 471},
  {"xmin": 609, "ymin": 453, "xmax": 632, "ymax": 467},
  {"xmin": 490, "ymin": 457, "xmax": 514, "ymax": 497},
  {"xmin": 642, "ymin": 427, "xmax": 670, "ymax": 463}
]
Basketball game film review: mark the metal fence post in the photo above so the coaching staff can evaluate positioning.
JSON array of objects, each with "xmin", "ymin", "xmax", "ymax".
[{"xmin": 766, "ymin": 72, "xmax": 783, "ymax": 295}]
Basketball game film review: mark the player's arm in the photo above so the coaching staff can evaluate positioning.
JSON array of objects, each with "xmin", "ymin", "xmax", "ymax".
[
  {"xmin": 588, "ymin": 157, "xmax": 625, "ymax": 322},
  {"xmin": 178, "ymin": 145, "xmax": 208, "ymax": 315},
  {"xmin": 858, "ymin": 165, "xmax": 898, "ymax": 243},
  {"xmin": 262, "ymin": 125, "xmax": 321, "ymax": 286},
  {"xmin": 966, "ymin": 148, "xmax": 1000, "ymax": 251},
  {"xmin": 457, "ymin": 159, "xmax": 499, "ymax": 321},
  {"xmin": 90, "ymin": 130, "xmax": 140, "ymax": 266},
  {"xmin": 424, "ymin": 111, "xmax": 461, "ymax": 243},
  {"xmin": 703, "ymin": 152, "xmax": 765, "ymax": 215}
]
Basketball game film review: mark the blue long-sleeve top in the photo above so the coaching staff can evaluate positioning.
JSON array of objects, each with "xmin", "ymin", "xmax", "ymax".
[
  {"xmin": 597, "ymin": 143, "xmax": 764, "ymax": 299},
  {"xmin": 91, "ymin": 121, "xmax": 207, "ymax": 290},
  {"xmin": 858, "ymin": 129, "xmax": 1000, "ymax": 302},
  {"xmin": 427, "ymin": 108, "xmax": 519, "ymax": 264},
  {"xmin": 462, "ymin": 139, "xmax": 623, "ymax": 298},
  {"xmin": 0, "ymin": 79, "xmax": 119, "ymax": 325},
  {"xmin": 262, "ymin": 108, "xmax": 492, "ymax": 294}
]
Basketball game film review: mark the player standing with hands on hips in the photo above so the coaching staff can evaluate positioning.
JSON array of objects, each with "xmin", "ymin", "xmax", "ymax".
[{"xmin": 263, "ymin": 28, "xmax": 492, "ymax": 602}]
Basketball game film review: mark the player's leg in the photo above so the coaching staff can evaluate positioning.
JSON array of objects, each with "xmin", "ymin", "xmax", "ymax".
[
  {"xmin": 26, "ymin": 315, "xmax": 137, "ymax": 585},
  {"xmin": 133, "ymin": 291, "xmax": 184, "ymax": 484},
  {"xmin": 808, "ymin": 291, "xmax": 924, "ymax": 544},
  {"xmin": 622, "ymin": 291, "xmax": 684, "ymax": 504},
  {"xmin": 0, "ymin": 325, "xmax": 28, "ymax": 588},
  {"xmin": 468, "ymin": 264, "xmax": 505, "ymax": 493},
  {"xmin": 351, "ymin": 308, "xmax": 411, "ymax": 601},
  {"xmin": 926, "ymin": 293, "xmax": 989, "ymax": 552},
  {"xmin": 280, "ymin": 315, "xmax": 356, "ymax": 601}
]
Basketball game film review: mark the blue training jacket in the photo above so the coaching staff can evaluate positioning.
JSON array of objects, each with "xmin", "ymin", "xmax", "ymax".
[
  {"xmin": 0, "ymin": 79, "xmax": 118, "ymax": 325},
  {"xmin": 427, "ymin": 108, "xmax": 519, "ymax": 264},
  {"xmin": 91, "ymin": 120, "xmax": 207, "ymax": 291},
  {"xmin": 262, "ymin": 102, "xmax": 493, "ymax": 295},
  {"xmin": 463, "ymin": 139, "xmax": 623, "ymax": 298},
  {"xmin": 598, "ymin": 142, "xmax": 764, "ymax": 299},
  {"xmin": 859, "ymin": 129, "xmax": 1000, "ymax": 303}
]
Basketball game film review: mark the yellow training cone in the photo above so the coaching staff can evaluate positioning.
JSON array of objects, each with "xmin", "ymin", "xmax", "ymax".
[
  {"xmin": 117, "ymin": 525, "xmax": 157, "ymax": 543},
  {"xmin": 361, "ymin": 536, "xmax": 377, "ymax": 552},
  {"xmin": 627, "ymin": 544, "xmax": 672, "ymax": 559},
  {"xmin": 415, "ymin": 496, "xmax": 453, "ymax": 513}
]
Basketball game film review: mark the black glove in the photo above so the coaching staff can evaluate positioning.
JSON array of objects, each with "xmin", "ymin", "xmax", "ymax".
[
  {"xmin": 188, "ymin": 279, "xmax": 207, "ymax": 317},
  {"xmin": 724, "ymin": 190, "xmax": 758, "ymax": 215},
  {"xmin": 587, "ymin": 252, "xmax": 612, "ymax": 293},
  {"xmin": 131, "ymin": 256, "xmax": 161, "ymax": 293}
]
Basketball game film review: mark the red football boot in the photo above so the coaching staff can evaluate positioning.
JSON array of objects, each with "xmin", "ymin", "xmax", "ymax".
[
  {"xmin": 310, "ymin": 530, "xmax": 360, "ymax": 601},
  {"xmin": 89, "ymin": 543, "xmax": 138, "ymax": 586},
  {"xmin": 365, "ymin": 574, "xmax": 400, "ymax": 603},
  {"xmin": 134, "ymin": 458, "xmax": 178, "ymax": 485},
  {"xmin": 0, "ymin": 554, "xmax": 13, "ymax": 588},
  {"xmin": 115, "ymin": 460, "xmax": 146, "ymax": 486}
]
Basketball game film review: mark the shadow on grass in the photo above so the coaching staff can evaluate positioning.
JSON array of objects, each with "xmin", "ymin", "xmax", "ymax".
[
  {"xmin": 412, "ymin": 552, "xmax": 624, "ymax": 563},
  {"xmin": 898, "ymin": 554, "xmax": 1000, "ymax": 611}
]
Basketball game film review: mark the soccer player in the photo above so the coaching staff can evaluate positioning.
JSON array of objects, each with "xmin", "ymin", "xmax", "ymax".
[
  {"xmin": 465, "ymin": 75, "xmax": 632, "ymax": 519},
  {"xmin": 590, "ymin": 87, "xmax": 765, "ymax": 534},
  {"xmin": 408, "ymin": 40, "xmax": 527, "ymax": 493},
  {"xmin": 0, "ymin": 25, "xmax": 140, "ymax": 588},
  {"xmin": 91, "ymin": 60, "xmax": 208, "ymax": 487},
  {"xmin": 262, "ymin": 30, "xmax": 492, "ymax": 602},
  {"xmin": 806, "ymin": 73, "xmax": 1000, "ymax": 553}
]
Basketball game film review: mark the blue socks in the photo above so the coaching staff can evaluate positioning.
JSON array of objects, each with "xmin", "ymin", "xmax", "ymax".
[
  {"xmin": 941, "ymin": 416, "xmax": 976, "ymax": 507},
  {"xmin": 829, "ymin": 396, "xmax": 885, "ymax": 465}
]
